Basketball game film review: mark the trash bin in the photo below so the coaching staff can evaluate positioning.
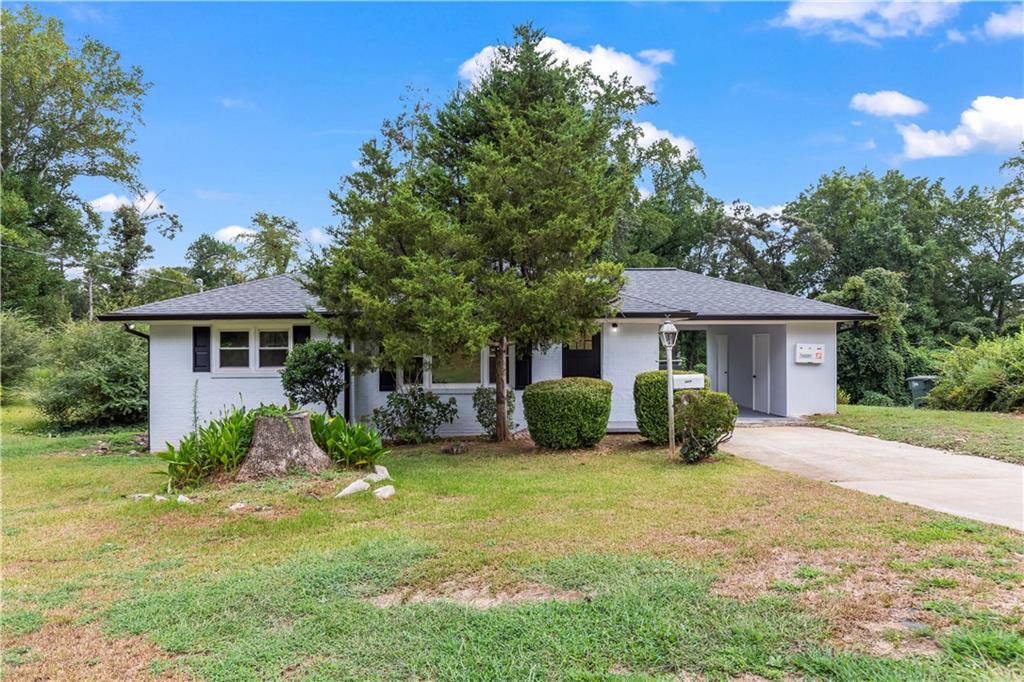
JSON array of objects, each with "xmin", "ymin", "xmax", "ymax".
[{"xmin": 906, "ymin": 375, "xmax": 938, "ymax": 409}]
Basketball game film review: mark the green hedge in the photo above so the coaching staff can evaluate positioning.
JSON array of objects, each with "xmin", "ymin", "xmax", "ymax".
[
  {"xmin": 674, "ymin": 390, "xmax": 738, "ymax": 463},
  {"xmin": 522, "ymin": 377, "xmax": 612, "ymax": 449},
  {"xmin": 633, "ymin": 370, "xmax": 709, "ymax": 445}
]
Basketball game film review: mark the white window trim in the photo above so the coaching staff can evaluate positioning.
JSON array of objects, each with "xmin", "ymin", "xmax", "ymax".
[
  {"xmin": 391, "ymin": 347, "xmax": 515, "ymax": 392},
  {"xmin": 212, "ymin": 324, "xmax": 292, "ymax": 374}
]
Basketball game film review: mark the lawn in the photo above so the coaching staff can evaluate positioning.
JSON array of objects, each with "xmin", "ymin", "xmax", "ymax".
[
  {"xmin": 810, "ymin": 405, "xmax": 1024, "ymax": 464},
  {"xmin": 2, "ymin": 402, "xmax": 1024, "ymax": 681}
]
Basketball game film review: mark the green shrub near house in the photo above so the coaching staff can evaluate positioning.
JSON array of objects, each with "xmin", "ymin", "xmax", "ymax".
[
  {"xmin": 928, "ymin": 331, "xmax": 1024, "ymax": 412},
  {"xmin": 523, "ymin": 377, "xmax": 612, "ymax": 449},
  {"xmin": 633, "ymin": 370, "xmax": 709, "ymax": 445},
  {"xmin": 674, "ymin": 390, "xmax": 738, "ymax": 463}
]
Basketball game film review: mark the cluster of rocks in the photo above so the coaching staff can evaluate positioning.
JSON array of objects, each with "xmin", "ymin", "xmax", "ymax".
[
  {"xmin": 128, "ymin": 493, "xmax": 193, "ymax": 504},
  {"xmin": 336, "ymin": 465, "xmax": 395, "ymax": 500}
]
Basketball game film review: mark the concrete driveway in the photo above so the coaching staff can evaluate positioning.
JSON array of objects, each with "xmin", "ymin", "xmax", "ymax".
[{"xmin": 724, "ymin": 426, "xmax": 1024, "ymax": 531}]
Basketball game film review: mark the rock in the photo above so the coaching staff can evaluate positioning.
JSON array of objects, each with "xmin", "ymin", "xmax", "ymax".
[
  {"xmin": 441, "ymin": 442, "xmax": 466, "ymax": 455},
  {"xmin": 176, "ymin": 495, "xmax": 193, "ymax": 504},
  {"xmin": 336, "ymin": 479, "xmax": 371, "ymax": 498},
  {"xmin": 153, "ymin": 495, "xmax": 169, "ymax": 502},
  {"xmin": 228, "ymin": 502, "xmax": 247, "ymax": 512},
  {"xmin": 129, "ymin": 493, "xmax": 152, "ymax": 502},
  {"xmin": 373, "ymin": 464, "xmax": 391, "ymax": 480},
  {"xmin": 374, "ymin": 485, "xmax": 396, "ymax": 500},
  {"xmin": 363, "ymin": 472, "xmax": 386, "ymax": 483}
]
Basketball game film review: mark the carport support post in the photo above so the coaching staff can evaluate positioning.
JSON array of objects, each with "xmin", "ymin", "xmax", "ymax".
[{"xmin": 659, "ymin": 319, "xmax": 679, "ymax": 458}]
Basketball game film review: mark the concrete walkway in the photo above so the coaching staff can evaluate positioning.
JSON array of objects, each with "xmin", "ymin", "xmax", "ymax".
[{"xmin": 724, "ymin": 426, "xmax": 1024, "ymax": 531}]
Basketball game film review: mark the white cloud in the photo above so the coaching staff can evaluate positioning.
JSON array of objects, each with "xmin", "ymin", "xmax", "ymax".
[
  {"xmin": 897, "ymin": 95, "xmax": 1024, "ymax": 159},
  {"xmin": 850, "ymin": 90, "xmax": 928, "ymax": 117},
  {"xmin": 862, "ymin": 137, "xmax": 878, "ymax": 150},
  {"xmin": 214, "ymin": 225, "xmax": 255, "ymax": 242},
  {"xmin": 459, "ymin": 37, "xmax": 674, "ymax": 92},
  {"xmin": 636, "ymin": 121, "xmax": 696, "ymax": 156},
  {"xmin": 984, "ymin": 5, "xmax": 1023, "ymax": 38},
  {"xmin": 88, "ymin": 191, "xmax": 164, "ymax": 215},
  {"xmin": 220, "ymin": 97, "xmax": 256, "ymax": 111},
  {"xmin": 776, "ymin": 1, "xmax": 960, "ymax": 44},
  {"xmin": 946, "ymin": 28, "xmax": 967, "ymax": 43},
  {"xmin": 308, "ymin": 228, "xmax": 330, "ymax": 245}
]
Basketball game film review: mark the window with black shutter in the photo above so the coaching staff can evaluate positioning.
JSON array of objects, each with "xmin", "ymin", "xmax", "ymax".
[
  {"xmin": 514, "ymin": 344, "xmax": 533, "ymax": 389},
  {"xmin": 293, "ymin": 325, "xmax": 311, "ymax": 345},
  {"xmin": 192, "ymin": 327, "xmax": 211, "ymax": 372},
  {"xmin": 378, "ymin": 367, "xmax": 396, "ymax": 392}
]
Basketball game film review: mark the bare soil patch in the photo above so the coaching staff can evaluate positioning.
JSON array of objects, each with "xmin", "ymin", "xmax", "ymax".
[
  {"xmin": 713, "ymin": 544, "xmax": 1024, "ymax": 656},
  {"xmin": 367, "ymin": 577, "xmax": 587, "ymax": 609},
  {"xmin": 4, "ymin": 611, "xmax": 188, "ymax": 681}
]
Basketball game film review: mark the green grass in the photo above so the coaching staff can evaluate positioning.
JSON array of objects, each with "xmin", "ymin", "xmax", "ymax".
[
  {"xmin": 3, "ymin": 401, "xmax": 1024, "ymax": 680},
  {"xmin": 810, "ymin": 405, "xmax": 1024, "ymax": 463}
]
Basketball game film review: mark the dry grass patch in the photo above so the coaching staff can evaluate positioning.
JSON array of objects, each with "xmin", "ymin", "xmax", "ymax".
[{"xmin": 367, "ymin": 576, "xmax": 587, "ymax": 608}]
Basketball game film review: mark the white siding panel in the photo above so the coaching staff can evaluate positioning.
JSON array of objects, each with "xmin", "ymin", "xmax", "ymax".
[
  {"xmin": 603, "ymin": 322, "xmax": 659, "ymax": 430},
  {"xmin": 785, "ymin": 321, "xmax": 838, "ymax": 416},
  {"xmin": 148, "ymin": 322, "xmax": 334, "ymax": 452}
]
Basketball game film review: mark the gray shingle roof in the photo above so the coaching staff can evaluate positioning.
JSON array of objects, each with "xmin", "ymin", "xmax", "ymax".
[
  {"xmin": 99, "ymin": 268, "xmax": 870, "ymax": 322},
  {"xmin": 97, "ymin": 275, "xmax": 324, "ymax": 321},
  {"xmin": 619, "ymin": 268, "xmax": 871, "ymax": 320}
]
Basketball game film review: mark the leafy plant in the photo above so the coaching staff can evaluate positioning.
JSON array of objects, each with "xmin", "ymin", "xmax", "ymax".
[
  {"xmin": 929, "ymin": 331, "xmax": 1024, "ymax": 412},
  {"xmin": 836, "ymin": 387, "xmax": 852, "ymax": 405},
  {"xmin": 859, "ymin": 390, "xmax": 896, "ymax": 407},
  {"xmin": 0, "ymin": 309, "xmax": 44, "ymax": 399},
  {"xmin": 673, "ymin": 390, "xmax": 738, "ymax": 464},
  {"xmin": 371, "ymin": 387, "xmax": 457, "ymax": 444},
  {"xmin": 522, "ymin": 378, "xmax": 612, "ymax": 449},
  {"xmin": 311, "ymin": 413, "xmax": 389, "ymax": 467},
  {"xmin": 35, "ymin": 321, "xmax": 147, "ymax": 428},
  {"xmin": 472, "ymin": 386, "xmax": 516, "ymax": 440},
  {"xmin": 633, "ymin": 370, "xmax": 706, "ymax": 445},
  {"xmin": 280, "ymin": 340, "xmax": 347, "ymax": 416}
]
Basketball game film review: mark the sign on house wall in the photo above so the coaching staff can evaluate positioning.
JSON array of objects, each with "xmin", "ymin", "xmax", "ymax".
[{"xmin": 794, "ymin": 343, "xmax": 825, "ymax": 365}]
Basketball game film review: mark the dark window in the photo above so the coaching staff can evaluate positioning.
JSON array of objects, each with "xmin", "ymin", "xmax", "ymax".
[
  {"xmin": 293, "ymin": 325, "xmax": 311, "ymax": 345},
  {"xmin": 219, "ymin": 331, "xmax": 250, "ymax": 368},
  {"xmin": 258, "ymin": 330, "xmax": 290, "ymax": 368}
]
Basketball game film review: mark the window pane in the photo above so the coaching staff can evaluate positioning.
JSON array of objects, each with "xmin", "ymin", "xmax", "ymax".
[
  {"xmin": 220, "ymin": 348, "xmax": 249, "ymax": 367},
  {"xmin": 259, "ymin": 349, "xmax": 288, "ymax": 367},
  {"xmin": 220, "ymin": 331, "xmax": 249, "ymax": 349},
  {"xmin": 259, "ymin": 331, "xmax": 288, "ymax": 348},
  {"xmin": 431, "ymin": 351, "xmax": 480, "ymax": 384},
  {"xmin": 403, "ymin": 357, "xmax": 424, "ymax": 385},
  {"xmin": 567, "ymin": 335, "xmax": 593, "ymax": 350}
]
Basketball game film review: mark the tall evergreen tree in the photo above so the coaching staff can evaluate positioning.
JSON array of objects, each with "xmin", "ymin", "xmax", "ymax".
[{"xmin": 309, "ymin": 25, "xmax": 648, "ymax": 440}]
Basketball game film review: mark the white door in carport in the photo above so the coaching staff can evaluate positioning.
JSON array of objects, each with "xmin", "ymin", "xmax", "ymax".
[
  {"xmin": 752, "ymin": 333, "xmax": 770, "ymax": 413},
  {"xmin": 714, "ymin": 334, "xmax": 728, "ymax": 393}
]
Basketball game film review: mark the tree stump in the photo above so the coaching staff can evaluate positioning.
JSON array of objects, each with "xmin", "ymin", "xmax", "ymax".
[{"xmin": 236, "ymin": 412, "xmax": 332, "ymax": 481}]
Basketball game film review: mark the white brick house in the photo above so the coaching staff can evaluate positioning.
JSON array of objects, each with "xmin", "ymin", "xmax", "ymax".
[{"xmin": 99, "ymin": 268, "xmax": 871, "ymax": 451}]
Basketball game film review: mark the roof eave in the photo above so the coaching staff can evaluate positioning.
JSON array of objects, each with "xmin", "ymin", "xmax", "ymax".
[
  {"xmin": 690, "ymin": 313, "xmax": 876, "ymax": 321},
  {"xmin": 615, "ymin": 310, "xmax": 698, "ymax": 319},
  {"xmin": 96, "ymin": 311, "xmax": 327, "ymax": 322}
]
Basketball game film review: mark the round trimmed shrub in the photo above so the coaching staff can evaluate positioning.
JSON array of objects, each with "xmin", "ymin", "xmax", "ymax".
[
  {"xmin": 673, "ymin": 390, "xmax": 738, "ymax": 464},
  {"xmin": 522, "ymin": 377, "xmax": 612, "ymax": 449},
  {"xmin": 633, "ymin": 370, "xmax": 710, "ymax": 445},
  {"xmin": 859, "ymin": 390, "xmax": 896, "ymax": 407}
]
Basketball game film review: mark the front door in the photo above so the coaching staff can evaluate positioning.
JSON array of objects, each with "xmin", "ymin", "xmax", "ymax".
[
  {"xmin": 714, "ymin": 334, "xmax": 729, "ymax": 393},
  {"xmin": 752, "ymin": 333, "xmax": 770, "ymax": 413},
  {"xmin": 562, "ymin": 333, "xmax": 601, "ymax": 378}
]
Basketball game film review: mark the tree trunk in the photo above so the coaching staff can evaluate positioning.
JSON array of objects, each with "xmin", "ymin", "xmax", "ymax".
[
  {"xmin": 236, "ymin": 412, "xmax": 332, "ymax": 481},
  {"xmin": 494, "ymin": 337, "xmax": 510, "ymax": 441}
]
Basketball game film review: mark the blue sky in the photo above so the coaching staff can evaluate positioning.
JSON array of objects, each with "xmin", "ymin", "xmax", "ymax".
[{"xmin": 29, "ymin": 1, "xmax": 1024, "ymax": 267}]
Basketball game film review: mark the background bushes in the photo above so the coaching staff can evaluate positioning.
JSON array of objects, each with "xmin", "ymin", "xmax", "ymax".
[
  {"xmin": 0, "ymin": 310, "xmax": 44, "ymax": 400},
  {"xmin": 928, "ymin": 331, "xmax": 1024, "ymax": 412},
  {"xmin": 633, "ymin": 370, "xmax": 708, "ymax": 445},
  {"xmin": 523, "ymin": 378, "xmax": 612, "ymax": 449},
  {"xmin": 35, "ymin": 322, "xmax": 148, "ymax": 427},
  {"xmin": 472, "ymin": 386, "xmax": 517, "ymax": 440},
  {"xmin": 674, "ymin": 390, "xmax": 738, "ymax": 463},
  {"xmin": 371, "ymin": 387, "xmax": 458, "ymax": 444}
]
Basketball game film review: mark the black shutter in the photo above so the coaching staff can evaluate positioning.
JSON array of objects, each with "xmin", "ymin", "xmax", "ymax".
[
  {"xmin": 378, "ymin": 367, "xmax": 396, "ymax": 392},
  {"xmin": 193, "ymin": 326, "xmax": 211, "ymax": 372},
  {"xmin": 293, "ymin": 325, "xmax": 311, "ymax": 345},
  {"xmin": 514, "ymin": 345, "xmax": 533, "ymax": 390}
]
